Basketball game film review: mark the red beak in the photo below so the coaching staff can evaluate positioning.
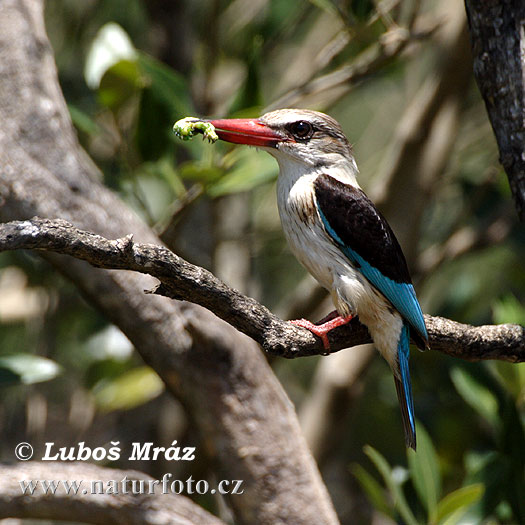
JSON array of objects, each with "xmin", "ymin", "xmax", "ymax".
[{"xmin": 208, "ymin": 118, "xmax": 284, "ymax": 148}]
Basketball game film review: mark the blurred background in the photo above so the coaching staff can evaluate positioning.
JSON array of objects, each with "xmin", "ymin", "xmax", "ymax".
[{"xmin": 1, "ymin": 0, "xmax": 524, "ymax": 523}]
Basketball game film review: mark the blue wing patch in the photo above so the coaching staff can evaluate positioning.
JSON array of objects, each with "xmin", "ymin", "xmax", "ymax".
[{"xmin": 318, "ymin": 207, "xmax": 428, "ymax": 342}]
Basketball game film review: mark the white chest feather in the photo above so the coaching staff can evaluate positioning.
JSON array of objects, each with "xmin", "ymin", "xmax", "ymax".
[
  {"xmin": 275, "ymin": 167, "xmax": 402, "ymax": 367},
  {"xmin": 277, "ymin": 172, "xmax": 336, "ymax": 290}
]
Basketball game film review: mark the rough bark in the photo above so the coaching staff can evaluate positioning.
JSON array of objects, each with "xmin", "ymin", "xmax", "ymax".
[
  {"xmin": 0, "ymin": 1, "xmax": 339, "ymax": 524},
  {"xmin": 464, "ymin": 0, "xmax": 525, "ymax": 220},
  {"xmin": 0, "ymin": 217, "xmax": 523, "ymax": 362}
]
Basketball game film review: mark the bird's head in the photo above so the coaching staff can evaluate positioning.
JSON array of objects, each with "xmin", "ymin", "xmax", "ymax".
[{"xmin": 208, "ymin": 109, "xmax": 357, "ymax": 175}]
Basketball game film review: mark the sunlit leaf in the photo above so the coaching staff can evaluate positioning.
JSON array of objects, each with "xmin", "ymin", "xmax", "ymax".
[
  {"xmin": 492, "ymin": 293, "xmax": 525, "ymax": 325},
  {"xmin": 85, "ymin": 22, "xmax": 137, "ymax": 89},
  {"xmin": 208, "ymin": 149, "xmax": 278, "ymax": 197},
  {"xmin": 408, "ymin": 421, "xmax": 441, "ymax": 519},
  {"xmin": 124, "ymin": 174, "xmax": 178, "ymax": 223},
  {"xmin": 85, "ymin": 358, "xmax": 131, "ymax": 390},
  {"xmin": 491, "ymin": 360, "xmax": 525, "ymax": 400},
  {"xmin": 93, "ymin": 366, "xmax": 164, "ymax": 412},
  {"xmin": 180, "ymin": 161, "xmax": 224, "ymax": 185},
  {"xmin": 0, "ymin": 354, "xmax": 62, "ymax": 386},
  {"xmin": 435, "ymin": 484, "xmax": 484, "ymax": 525},
  {"xmin": 98, "ymin": 59, "xmax": 142, "ymax": 109},
  {"xmin": 138, "ymin": 157, "xmax": 186, "ymax": 196}
]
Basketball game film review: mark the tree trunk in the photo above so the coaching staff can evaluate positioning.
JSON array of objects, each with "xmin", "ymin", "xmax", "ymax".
[
  {"xmin": 0, "ymin": 1, "xmax": 339, "ymax": 523},
  {"xmin": 464, "ymin": 0, "xmax": 525, "ymax": 221}
]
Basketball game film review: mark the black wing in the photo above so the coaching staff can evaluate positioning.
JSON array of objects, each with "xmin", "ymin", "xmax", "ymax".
[{"xmin": 314, "ymin": 174, "xmax": 428, "ymax": 345}]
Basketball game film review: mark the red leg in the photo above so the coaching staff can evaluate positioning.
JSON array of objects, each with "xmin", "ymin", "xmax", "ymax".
[{"xmin": 290, "ymin": 314, "xmax": 354, "ymax": 351}]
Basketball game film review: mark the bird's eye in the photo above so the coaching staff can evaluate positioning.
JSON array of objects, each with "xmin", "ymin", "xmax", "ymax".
[{"xmin": 288, "ymin": 121, "xmax": 313, "ymax": 140}]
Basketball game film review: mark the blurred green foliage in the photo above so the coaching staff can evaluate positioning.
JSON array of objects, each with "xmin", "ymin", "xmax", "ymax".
[
  {"xmin": 0, "ymin": 1, "xmax": 523, "ymax": 523},
  {"xmin": 354, "ymin": 431, "xmax": 485, "ymax": 525}
]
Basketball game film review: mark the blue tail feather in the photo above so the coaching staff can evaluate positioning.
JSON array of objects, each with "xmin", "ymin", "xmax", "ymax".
[{"xmin": 394, "ymin": 322, "xmax": 416, "ymax": 449}]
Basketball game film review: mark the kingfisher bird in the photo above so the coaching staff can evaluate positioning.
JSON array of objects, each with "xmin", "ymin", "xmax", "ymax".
[{"xmin": 204, "ymin": 109, "xmax": 429, "ymax": 449}]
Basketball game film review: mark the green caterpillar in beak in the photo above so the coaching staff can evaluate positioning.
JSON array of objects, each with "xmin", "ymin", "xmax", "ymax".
[{"xmin": 173, "ymin": 117, "xmax": 218, "ymax": 143}]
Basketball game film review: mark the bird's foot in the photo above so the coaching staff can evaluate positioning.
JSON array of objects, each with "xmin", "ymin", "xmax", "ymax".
[
  {"xmin": 315, "ymin": 310, "xmax": 340, "ymax": 324},
  {"xmin": 290, "ymin": 314, "xmax": 354, "ymax": 353}
]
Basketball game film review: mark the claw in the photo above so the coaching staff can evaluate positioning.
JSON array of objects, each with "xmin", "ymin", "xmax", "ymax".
[{"xmin": 290, "ymin": 314, "xmax": 354, "ymax": 352}]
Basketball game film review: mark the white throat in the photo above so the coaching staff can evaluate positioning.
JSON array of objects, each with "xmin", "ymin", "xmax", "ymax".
[
  {"xmin": 270, "ymin": 148, "xmax": 360, "ymax": 192},
  {"xmin": 269, "ymin": 147, "xmax": 361, "ymax": 307}
]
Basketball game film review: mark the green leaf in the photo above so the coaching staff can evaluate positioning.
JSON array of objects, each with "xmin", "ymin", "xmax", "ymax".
[
  {"xmin": 137, "ymin": 157, "xmax": 186, "ymax": 196},
  {"xmin": 463, "ymin": 451, "xmax": 508, "ymax": 521},
  {"xmin": 435, "ymin": 484, "xmax": 484, "ymax": 525},
  {"xmin": 364, "ymin": 445, "xmax": 419, "ymax": 525},
  {"xmin": 408, "ymin": 421, "xmax": 441, "ymax": 519},
  {"xmin": 98, "ymin": 59, "xmax": 142, "ymax": 109},
  {"xmin": 207, "ymin": 149, "xmax": 278, "ymax": 197},
  {"xmin": 228, "ymin": 36, "xmax": 263, "ymax": 114},
  {"xmin": 93, "ymin": 366, "xmax": 164, "ymax": 412},
  {"xmin": 0, "ymin": 354, "xmax": 62, "ymax": 386},
  {"xmin": 137, "ymin": 53, "xmax": 192, "ymax": 117},
  {"xmin": 492, "ymin": 293, "xmax": 525, "ymax": 325},
  {"xmin": 180, "ymin": 161, "xmax": 224, "ymax": 185},
  {"xmin": 491, "ymin": 360, "xmax": 525, "ymax": 400},
  {"xmin": 450, "ymin": 367, "xmax": 498, "ymax": 427},
  {"xmin": 135, "ymin": 54, "xmax": 192, "ymax": 160},
  {"xmin": 352, "ymin": 463, "xmax": 394, "ymax": 518},
  {"xmin": 84, "ymin": 22, "xmax": 137, "ymax": 89}
]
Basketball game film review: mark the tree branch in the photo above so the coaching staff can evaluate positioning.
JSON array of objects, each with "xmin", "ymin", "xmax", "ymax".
[
  {"xmin": 1, "ymin": 217, "xmax": 523, "ymax": 363},
  {"xmin": 0, "ymin": 462, "xmax": 226, "ymax": 525},
  {"xmin": 265, "ymin": 19, "xmax": 439, "ymax": 111},
  {"xmin": 0, "ymin": 2, "xmax": 341, "ymax": 523}
]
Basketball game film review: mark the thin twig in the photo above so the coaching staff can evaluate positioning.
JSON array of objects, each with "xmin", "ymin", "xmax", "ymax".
[{"xmin": 265, "ymin": 20, "xmax": 438, "ymax": 111}]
